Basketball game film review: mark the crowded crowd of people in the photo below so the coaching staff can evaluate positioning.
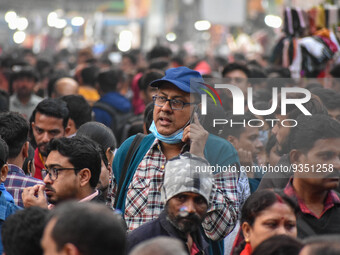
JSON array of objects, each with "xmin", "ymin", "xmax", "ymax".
[{"xmin": 0, "ymin": 42, "xmax": 339, "ymax": 255}]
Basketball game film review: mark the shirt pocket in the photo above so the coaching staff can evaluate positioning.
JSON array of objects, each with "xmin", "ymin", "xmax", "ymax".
[{"xmin": 125, "ymin": 176, "xmax": 150, "ymax": 217}]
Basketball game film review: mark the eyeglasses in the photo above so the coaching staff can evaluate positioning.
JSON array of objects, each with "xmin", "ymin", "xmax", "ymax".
[
  {"xmin": 152, "ymin": 95, "xmax": 194, "ymax": 110},
  {"xmin": 42, "ymin": 167, "xmax": 80, "ymax": 181}
]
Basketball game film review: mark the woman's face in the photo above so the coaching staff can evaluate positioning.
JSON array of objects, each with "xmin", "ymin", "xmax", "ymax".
[{"xmin": 242, "ymin": 201, "xmax": 297, "ymax": 250}]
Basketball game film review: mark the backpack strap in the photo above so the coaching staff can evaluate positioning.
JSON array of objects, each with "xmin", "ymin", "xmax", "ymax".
[
  {"xmin": 113, "ymin": 133, "xmax": 145, "ymax": 208},
  {"xmin": 93, "ymin": 101, "xmax": 119, "ymax": 131}
]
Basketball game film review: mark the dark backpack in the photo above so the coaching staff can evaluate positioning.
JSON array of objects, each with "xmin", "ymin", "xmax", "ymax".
[{"xmin": 93, "ymin": 101, "xmax": 143, "ymax": 146}]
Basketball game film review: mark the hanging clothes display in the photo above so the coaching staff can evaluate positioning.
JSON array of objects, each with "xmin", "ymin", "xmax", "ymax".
[{"xmin": 271, "ymin": 3, "xmax": 340, "ymax": 78}]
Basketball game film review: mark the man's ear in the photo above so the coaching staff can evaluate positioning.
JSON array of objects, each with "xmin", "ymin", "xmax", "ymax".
[
  {"xmin": 227, "ymin": 135, "xmax": 238, "ymax": 148},
  {"xmin": 64, "ymin": 125, "xmax": 71, "ymax": 136},
  {"xmin": 0, "ymin": 164, "xmax": 8, "ymax": 183},
  {"xmin": 289, "ymin": 149, "xmax": 303, "ymax": 165},
  {"xmin": 22, "ymin": 141, "xmax": 29, "ymax": 159},
  {"xmin": 62, "ymin": 243, "xmax": 81, "ymax": 255},
  {"xmin": 78, "ymin": 168, "xmax": 91, "ymax": 187},
  {"xmin": 105, "ymin": 148, "xmax": 114, "ymax": 166}
]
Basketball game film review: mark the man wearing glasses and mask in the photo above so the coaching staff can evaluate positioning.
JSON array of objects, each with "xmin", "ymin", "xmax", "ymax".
[
  {"xmin": 111, "ymin": 66, "xmax": 242, "ymax": 255},
  {"xmin": 22, "ymin": 136, "xmax": 102, "ymax": 208}
]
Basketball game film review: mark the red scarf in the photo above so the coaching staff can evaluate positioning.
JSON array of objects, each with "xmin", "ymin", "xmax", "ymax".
[{"xmin": 240, "ymin": 243, "xmax": 252, "ymax": 255}]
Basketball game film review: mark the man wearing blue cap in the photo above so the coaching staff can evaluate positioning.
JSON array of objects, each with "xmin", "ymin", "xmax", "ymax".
[{"xmin": 110, "ymin": 66, "xmax": 241, "ymax": 254}]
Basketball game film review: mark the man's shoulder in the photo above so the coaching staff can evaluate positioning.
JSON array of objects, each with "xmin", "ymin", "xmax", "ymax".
[
  {"xmin": 205, "ymin": 134, "xmax": 239, "ymax": 165},
  {"xmin": 127, "ymin": 217, "xmax": 162, "ymax": 245},
  {"xmin": 0, "ymin": 191, "xmax": 21, "ymax": 220},
  {"xmin": 30, "ymin": 94, "xmax": 43, "ymax": 104},
  {"xmin": 6, "ymin": 165, "xmax": 43, "ymax": 187}
]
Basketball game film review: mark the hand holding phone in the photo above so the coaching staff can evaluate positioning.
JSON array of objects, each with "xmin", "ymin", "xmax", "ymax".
[{"xmin": 182, "ymin": 111, "xmax": 209, "ymax": 159}]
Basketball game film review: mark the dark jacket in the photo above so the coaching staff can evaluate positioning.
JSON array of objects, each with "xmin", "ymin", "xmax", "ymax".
[
  {"xmin": 258, "ymin": 154, "xmax": 293, "ymax": 190},
  {"xmin": 127, "ymin": 211, "xmax": 209, "ymax": 254},
  {"xmin": 93, "ymin": 92, "xmax": 132, "ymax": 127}
]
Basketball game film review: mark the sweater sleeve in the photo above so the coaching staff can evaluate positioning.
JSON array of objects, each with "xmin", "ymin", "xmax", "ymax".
[{"xmin": 201, "ymin": 134, "xmax": 242, "ymax": 241}]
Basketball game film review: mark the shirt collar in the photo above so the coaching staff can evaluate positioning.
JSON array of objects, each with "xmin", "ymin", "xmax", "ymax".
[
  {"xmin": 284, "ymin": 178, "xmax": 340, "ymax": 219},
  {"xmin": 8, "ymin": 164, "xmax": 25, "ymax": 175},
  {"xmin": 79, "ymin": 190, "xmax": 99, "ymax": 202}
]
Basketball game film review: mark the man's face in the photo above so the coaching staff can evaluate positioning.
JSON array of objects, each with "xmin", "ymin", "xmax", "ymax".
[
  {"xmin": 166, "ymin": 192, "xmax": 208, "ymax": 233},
  {"xmin": 41, "ymin": 218, "xmax": 62, "ymax": 255},
  {"xmin": 97, "ymin": 160, "xmax": 110, "ymax": 193},
  {"xmin": 294, "ymin": 138, "xmax": 340, "ymax": 190},
  {"xmin": 32, "ymin": 112, "xmax": 65, "ymax": 156},
  {"xmin": 13, "ymin": 77, "xmax": 35, "ymax": 99},
  {"xmin": 153, "ymin": 83, "xmax": 191, "ymax": 136},
  {"xmin": 223, "ymin": 69, "xmax": 249, "ymax": 94},
  {"xmin": 271, "ymin": 115, "xmax": 291, "ymax": 155},
  {"xmin": 43, "ymin": 151, "xmax": 80, "ymax": 205},
  {"xmin": 236, "ymin": 126, "xmax": 263, "ymax": 162}
]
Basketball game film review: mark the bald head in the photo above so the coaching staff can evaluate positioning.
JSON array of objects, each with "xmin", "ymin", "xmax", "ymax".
[{"xmin": 52, "ymin": 78, "xmax": 79, "ymax": 98}]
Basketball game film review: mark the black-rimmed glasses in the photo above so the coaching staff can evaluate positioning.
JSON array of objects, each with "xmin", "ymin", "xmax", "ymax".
[
  {"xmin": 152, "ymin": 95, "xmax": 195, "ymax": 110},
  {"xmin": 42, "ymin": 167, "xmax": 80, "ymax": 181}
]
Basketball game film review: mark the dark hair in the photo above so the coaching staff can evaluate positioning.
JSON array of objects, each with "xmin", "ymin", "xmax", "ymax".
[
  {"xmin": 32, "ymin": 98, "xmax": 69, "ymax": 128},
  {"xmin": 122, "ymin": 52, "xmax": 137, "ymax": 65},
  {"xmin": 96, "ymin": 69, "xmax": 124, "ymax": 94},
  {"xmin": 143, "ymin": 102, "xmax": 154, "ymax": 134},
  {"xmin": 138, "ymin": 70, "xmax": 164, "ymax": 92},
  {"xmin": 311, "ymin": 87, "xmax": 340, "ymax": 110},
  {"xmin": 265, "ymin": 134, "xmax": 277, "ymax": 155},
  {"xmin": 147, "ymin": 45, "xmax": 172, "ymax": 61},
  {"xmin": 221, "ymin": 111, "xmax": 257, "ymax": 139},
  {"xmin": 49, "ymin": 202, "xmax": 126, "ymax": 255},
  {"xmin": 46, "ymin": 136, "xmax": 101, "ymax": 188},
  {"xmin": 61, "ymin": 95, "xmax": 92, "ymax": 129},
  {"xmin": 0, "ymin": 137, "xmax": 9, "ymax": 168},
  {"xmin": 10, "ymin": 66, "xmax": 38, "ymax": 84},
  {"xmin": 0, "ymin": 112, "xmax": 29, "ymax": 158},
  {"xmin": 305, "ymin": 82, "xmax": 323, "ymax": 91},
  {"xmin": 252, "ymin": 235, "xmax": 303, "ymax": 255},
  {"xmin": 2, "ymin": 207, "xmax": 48, "ymax": 255},
  {"xmin": 330, "ymin": 64, "xmax": 340, "ymax": 78},
  {"xmin": 274, "ymin": 93, "xmax": 328, "ymax": 120},
  {"xmin": 241, "ymin": 189, "xmax": 299, "ymax": 226},
  {"xmin": 222, "ymin": 62, "xmax": 250, "ymax": 78},
  {"xmin": 76, "ymin": 121, "xmax": 117, "ymax": 151},
  {"xmin": 22, "ymin": 143, "xmax": 35, "ymax": 175},
  {"xmin": 148, "ymin": 60, "xmax": 170, "ymax": 71},
  {"xmin": 0, "ymin": 90, "xmax": 9, "ymax": 112},
  {"xmin": 289, "ymin": 114, "xmax": 340, "ymax": 153},
  {"xmin": 80, "ymin": 65, "xmax": 99, "ymax": 87}
]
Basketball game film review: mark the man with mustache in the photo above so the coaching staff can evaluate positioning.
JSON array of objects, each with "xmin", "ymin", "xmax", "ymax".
[
  {"xmin": 31, "ymin": 98, "xmax": 70, "ymax": 180},
  {"xmin": 111, "ymin": 67, "xmax": 240, "ymax": 255},
  {"xmin": 127, "ymin": 153, "xmax": 212, "ymax": 254},
  {"xmin": 284, "ymin": 114, "xmax": 340, "ymax": 238},
  {"xmin": 22, "ymin": 136, "xmax": 102, "ymax": 208}
]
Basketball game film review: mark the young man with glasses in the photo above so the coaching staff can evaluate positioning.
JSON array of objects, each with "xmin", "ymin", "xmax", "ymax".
[
  {"xmin": 22, "ymin": 136, "xmax": 102, "ymax": 208},
  {"xmin": 111, "ymin": 66, "xmax": 242, "ymax": 255}
]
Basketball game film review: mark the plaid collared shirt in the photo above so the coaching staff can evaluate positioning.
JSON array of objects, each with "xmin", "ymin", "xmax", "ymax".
[
  {"xmin": 5, "ymin": 164, "xmax": 44, "ymax": 207},
  {"xmin": 284, "ymin": 178, "xmax": 340, "ymax": 219},
  {"xmin": 111, "ymin": 138, "xmax": 239, "ymax": 241}
]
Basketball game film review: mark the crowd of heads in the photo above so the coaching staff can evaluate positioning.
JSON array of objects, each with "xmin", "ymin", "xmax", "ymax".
[{"xmin": 0, "ymin": 43, "xmax": 338, "ymax": 255}]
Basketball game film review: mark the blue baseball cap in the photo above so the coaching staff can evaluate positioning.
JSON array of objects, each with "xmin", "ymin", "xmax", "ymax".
[{"xmin": 150, "ymin": 66, "xmax": 204, "ymax": 93}]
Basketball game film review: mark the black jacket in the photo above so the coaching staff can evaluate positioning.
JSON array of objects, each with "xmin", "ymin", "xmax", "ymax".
[{"xmin": 127, "ymin": 210, "xmax": 209, "ymax": 254}]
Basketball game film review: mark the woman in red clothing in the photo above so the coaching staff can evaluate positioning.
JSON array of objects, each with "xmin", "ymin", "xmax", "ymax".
[{"xmin": 233, "ymin": 189, "xmax": 299, "ymax": 255}]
